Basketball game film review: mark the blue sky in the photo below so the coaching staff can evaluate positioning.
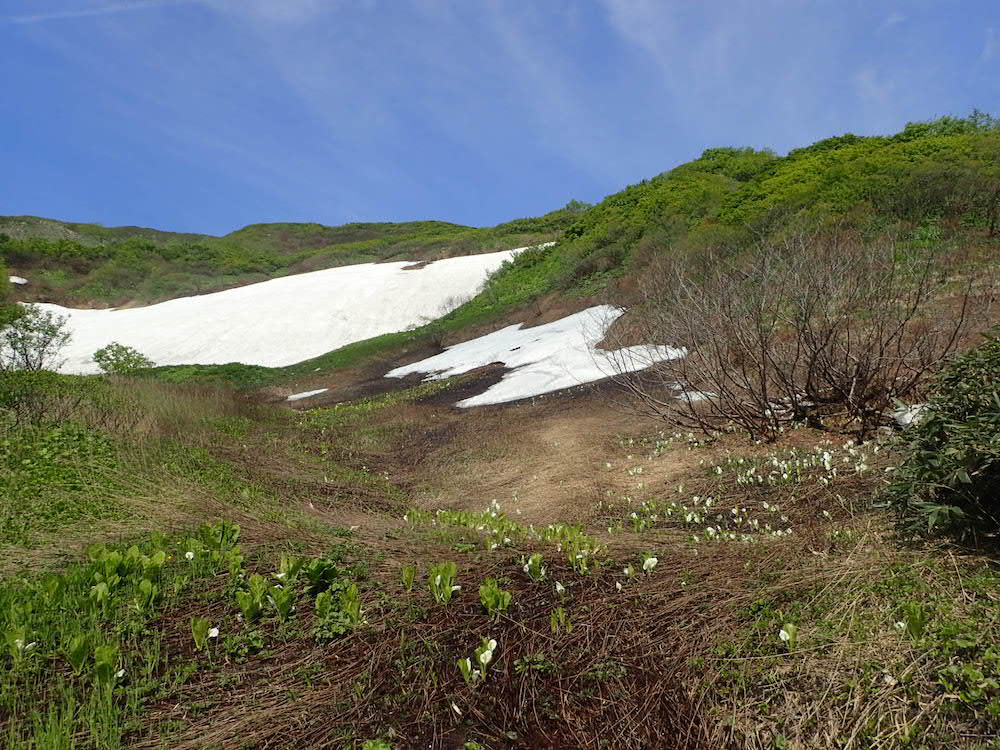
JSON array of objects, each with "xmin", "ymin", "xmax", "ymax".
[{"xmin": 2, "ymin": 1, "xmax": 997, "ymax": 236}]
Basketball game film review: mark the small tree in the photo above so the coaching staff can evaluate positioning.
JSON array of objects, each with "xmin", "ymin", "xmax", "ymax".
[
  {"xmin": 93, "ymin": 342, "xmax": 156, "ymax": 375},
  {"xmin": 0, "ymin": 307, "xmax": 71, "ymax": 372}
]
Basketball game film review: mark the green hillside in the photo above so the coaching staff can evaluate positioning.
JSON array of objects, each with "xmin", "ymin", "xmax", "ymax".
[
  {"xmin": 0, "ymin": 207, "xmax": 581, "ymax": 307},
  {"xmin": 149, "ymin": 113, "xmax": 1000, "ymax": 389}
]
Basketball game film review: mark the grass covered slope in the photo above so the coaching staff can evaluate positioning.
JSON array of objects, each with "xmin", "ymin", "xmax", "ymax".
[
  {"xmin": 0, "ymin": 205, "xmax": 581, "ymax": 307},
  {"xmin": 3, "ymin": 362, "xmax": 1000, "ymax": 748}
]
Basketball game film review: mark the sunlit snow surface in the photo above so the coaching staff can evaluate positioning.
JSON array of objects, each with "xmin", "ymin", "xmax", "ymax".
[
  {"xmin": 34, "ymin": 250, "xmax": 519, "ymax": 374},
  {"xmin": 386, "ymin": 305, "xmax": 684, "ymax": 407},
  {"xmin": 287, "ymin": 388, "xmax": 329, "ymax": 402}
]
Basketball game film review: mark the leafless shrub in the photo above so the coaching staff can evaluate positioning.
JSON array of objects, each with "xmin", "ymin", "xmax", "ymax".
[{"xmin": 606, "ymin": 232, "xmax": 991, "ymax": 440}]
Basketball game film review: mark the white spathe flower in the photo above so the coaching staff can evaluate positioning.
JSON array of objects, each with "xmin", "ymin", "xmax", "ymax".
[
  {"xmin": 451, "ymin": 585, "xmax": 461, "ymax": 592},
  {"xmin": 555, "ymin": 581, "xmax": 565, "ymax": 594},
  {"xmin": 778, "ymin": 628, "xmax": 791, "ymax": 642},
  {"xmin": 208, "ymin": 627, "xmax": 220, "ymax": 639},
  {"xmin": 115, "ymin": 669, "xmax": 126, "ymax": 679},
  {"xmin": 434, "ymin": 575, "xmax": 442, "ymax": 587},
  {"xmin": 184, "ymin": 551, "xmax": 195, "ymax": 561},
  {"xmin": 274, "ymin": 572, "xmax": 286, "ymax": 579},
  {"xmin": 451, "ymin": 702, "xmax": 462, "ymax": 716},
  {"xmin": 478, "ymin": 649, "xmax": 493, "ymax": 667},
  {"xmin": 615, "ymin": 581, "xmax": 623, "ymax": 592},
  {"xmin": 643, "ymin": 557, "xmax": 658, "ymax": 572}
]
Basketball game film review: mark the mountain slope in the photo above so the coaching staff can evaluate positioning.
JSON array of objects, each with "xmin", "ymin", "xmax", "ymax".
[
  {"xmin": 136, "ymin": 113, "xmax": 1000, "ymax": 393},
  {"xmin": 0, "ymin": 206, "xmax": 582, "ymax": 307}
]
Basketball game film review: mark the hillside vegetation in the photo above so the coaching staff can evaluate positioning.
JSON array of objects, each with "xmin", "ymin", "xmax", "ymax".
[
  {"xmin": 149, "ymin": 113, "xmax": 1000, "ymax": 390},
  {"xmin": 0, "ymin": 207, "xmax": 580, "ymax": 307},
  {"xmin": 2, "ymin": 114, "xmax": 1000, "ymax": 749}
]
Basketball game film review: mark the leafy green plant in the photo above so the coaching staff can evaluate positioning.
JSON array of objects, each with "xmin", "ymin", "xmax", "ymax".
[
  {"xmin": 885, "ymin": 331, "xmax": 1000, "ymax": 542},
  {"xmin": 93, "ymin": 644, "xmax": 120, "ymax": 686},
  {"xmin": 400, "ymin": 563, "xmax": 417, "ymax": 592},
  {"xmin": 479, "ymin": 578, "xmax": 512, "ymax": 621},
  {"xmin": 550, "ymin": 607, "xmax": 573, "ymax": 634},
  {"xmin": 312, "ymin": 590, "xmax": 352, "ymax": 640},
  {"xmin": 191, "ymin": 617, "xmax": 211, "ymax": 651},
  {"xmin": 340, "ymin": 584, "xmax": 362, "ymax": 627},
  {"xmin": 901, "ymin": 602, "xmax": 929, "ymax": 640},
  {"xmin": 522, "ymin": 553, "xmax": 546, "ymax": 582},
  {"xmin": 235, "ymin": 573, "xmax": 268, "ymax": 623},
  {"xmin": 268, "ymin": 584, "xmax": 295, "ymax": 621},
  {"xmin": 63, "ymin": 634, "xmax": 91, "ymax": 676},
  {"xmin": 428, "ymin": 561, "xmax": 459, "ymax": 605}
]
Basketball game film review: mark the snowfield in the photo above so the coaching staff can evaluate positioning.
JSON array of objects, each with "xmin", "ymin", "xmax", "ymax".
[
  {"xmin": 386, "ymin": 305, "xmax": 684, "ymax": 407},
  {"xmin": 34, "ymin": 249, "xmax": 520, "ymax": 374},
  {"xmin": 286, "ymin": 388, "xmax": 329, "ymax": 402}
]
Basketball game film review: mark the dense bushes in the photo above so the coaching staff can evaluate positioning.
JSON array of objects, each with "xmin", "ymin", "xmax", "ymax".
[{"xmin": 886, "ymin": 331, "xmax": 1000, "ymax": 543}]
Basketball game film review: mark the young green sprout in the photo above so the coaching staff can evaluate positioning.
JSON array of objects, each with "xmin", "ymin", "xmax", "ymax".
[{"xmin": 479, "ymin": 578, "xmax": 512, "ymax": 621}]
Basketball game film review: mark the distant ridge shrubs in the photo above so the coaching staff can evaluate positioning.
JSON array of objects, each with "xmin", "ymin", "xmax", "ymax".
[{"xmin": 886, "ymin": 331, "xmax": 1000, "ymax": 543}]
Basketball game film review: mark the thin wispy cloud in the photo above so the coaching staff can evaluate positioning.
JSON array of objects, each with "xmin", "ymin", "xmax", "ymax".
[
  {"xmin": 4, "ymin": 0, "xmax": 198, "ymax": 24},
  {"xmin": 983, "ymin": 28, "xmax": 998, "ymax": 62},
  {"xmin": 884, "ymin": 11, "xmax": 906, "ymax": 28}
]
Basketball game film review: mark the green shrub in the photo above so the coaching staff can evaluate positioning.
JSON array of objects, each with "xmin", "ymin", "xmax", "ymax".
[
  {"xmin": 885, "ymin": 331, "xmax": 1000, "ymax": 542},
  {"xmin": 93, "ymin": 342, "xmax": 156, "ymax": 375},
  {"xmin": 0, "ymin": 306, "xmax": 71, "ymax": 372}
]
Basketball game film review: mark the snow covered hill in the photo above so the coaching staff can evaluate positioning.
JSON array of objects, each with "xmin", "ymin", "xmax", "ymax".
[{"xmin": 36, "ymin": 249, "xmax": 519, "ymax": 374}]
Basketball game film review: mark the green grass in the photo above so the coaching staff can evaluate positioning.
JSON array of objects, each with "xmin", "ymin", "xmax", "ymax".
[{"xmin": 0, "ymin": 522, "xmax": 245, "ymax": 749}]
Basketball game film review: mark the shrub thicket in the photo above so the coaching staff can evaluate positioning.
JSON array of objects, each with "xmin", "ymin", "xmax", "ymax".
[{"xmin": 886, "ymin": 331, "xmax": 1000, "ymax": 543}]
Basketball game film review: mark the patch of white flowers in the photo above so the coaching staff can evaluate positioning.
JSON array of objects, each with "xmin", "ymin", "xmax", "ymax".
[
  {"xmin": 710, "ymin": 440, "xmax": 879, "ymax": 488},
  {"xmin": 405, "ymin": 502, "xmax": 605, "ymax": 574}
]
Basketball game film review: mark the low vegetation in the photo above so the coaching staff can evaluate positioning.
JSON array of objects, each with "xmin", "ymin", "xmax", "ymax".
[
  {"xmin": 0, "ymin": 207, "xmax": 580, "ymax": 307},
  {"xmin": 2, "ymin": 114, "xmax": 1000, "ymax": 748}
]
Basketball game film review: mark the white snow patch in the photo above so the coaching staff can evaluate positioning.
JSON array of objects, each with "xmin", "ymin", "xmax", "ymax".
[
  {"xmin": 287, "ymin": 388, "xmax": 329, "ymax": 402},
  {"xmin": 894, "ymin": 403, "xmax": 927, "ymax": 428},
  {"xmin": 32, "ymin": 248, "xmax": 523, "ymax": 374},
  {"xmin": 8, "ymin": 276, "xmax": 27, "ymax": 285},
  {"xmin": 386, "ymin": 305, "xmax": 683, "ymax": 407}
]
